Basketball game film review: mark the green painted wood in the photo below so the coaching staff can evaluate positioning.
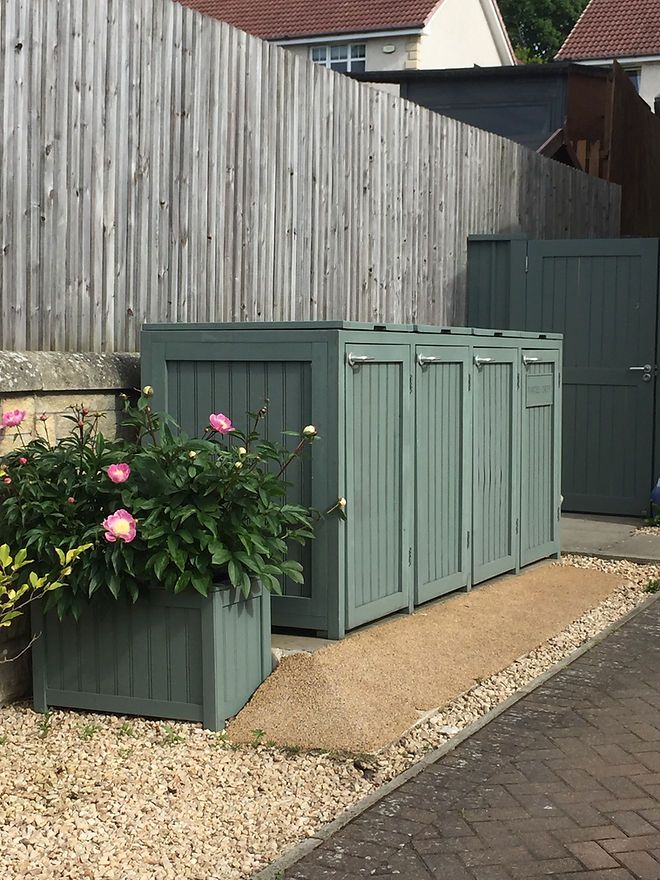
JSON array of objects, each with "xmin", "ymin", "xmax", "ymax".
[
  {"xmin": 144, "ymin": 335, "xmax": 337, "ymax": 632},
  {"xmin": 520, "ymin": 349, "xmax": 562, "ymax": 566},
  {"xmin": 414, "ymin": 344, "xmax": 471, "ymax": 603},
  {"xmin": 466, "ymin": 237, "xmax": 528, "ymax": 331},
  {"xmin": 524, "ymin": 240, "xmax": 658, "ymax": 516},
  {"xmin": 31, "ymin": 585, "xmax": 270, "ymax": 731},
  {"xmin": 344, "ymin": 343, "xmax": 413, "ymax": 629},
  {"xmin": 467, "ymin": 236, "xmax": 659, "ymax": 517},
  {"xmin": 472, "ymin": 347, "xmax": 520, "ymax": 585}
]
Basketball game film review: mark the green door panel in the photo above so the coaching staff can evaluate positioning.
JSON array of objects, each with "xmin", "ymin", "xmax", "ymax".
[
  {"xmin": 344, "ymin": 343, "xmax": 413, "ymax": 630},
  {"xmin": 472, "ymin": 347, "xmax": 520, "ymax": 585},
  {"xmin": 414, "ymin": 345, "xmax": 471, "ymax": 603},
  {"xmin": 520, "ymin": 349, "xmax": 561, "ymax": 566}
]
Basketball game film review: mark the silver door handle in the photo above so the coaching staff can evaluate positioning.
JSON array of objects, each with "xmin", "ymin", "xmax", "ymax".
[
  {"xmin": 629, "ymin": 364, "xmax": 652, "ymax": 372},
  {"xmin": 523, "ymin": 356, "xmax": 540, "ymax": 366},
  {"xmin": 417, "ymin": 355, "xmax": 442, "ymax": 366},
  {"xmin": 347, "ymin": 353, "xmax": 376, "ymax": 368},
  {"xmin": 474, "ymin": 356, "xmax": 493, "ymax": 368}
]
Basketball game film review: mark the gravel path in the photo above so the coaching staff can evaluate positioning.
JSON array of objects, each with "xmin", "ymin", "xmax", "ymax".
[{"xmin": 0, "ymin": 557, "xmax": 656, "ymax": 880}]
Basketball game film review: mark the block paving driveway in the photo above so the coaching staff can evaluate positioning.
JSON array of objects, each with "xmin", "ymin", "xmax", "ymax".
[{"xmin": 284, "ymin": 600, "xmax": 660, "ymax": 879}]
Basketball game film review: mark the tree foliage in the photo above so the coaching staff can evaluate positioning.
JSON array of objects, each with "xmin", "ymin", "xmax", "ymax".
[{"xmin": 498, "ymin": 0, "xmax": 590, "ymax": 63}]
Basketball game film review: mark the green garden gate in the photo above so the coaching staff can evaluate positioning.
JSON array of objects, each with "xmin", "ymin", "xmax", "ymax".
[
  {"xmin": 142, "ymin": 323, "xmax": 562, "ymax": 638},
  {"xmin": 467, "ymin": 237, "xmax": 660, "ymax": 517}
]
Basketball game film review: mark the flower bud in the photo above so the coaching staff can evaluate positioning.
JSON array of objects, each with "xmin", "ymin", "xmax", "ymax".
[
  {"xmin": 303, "ymin": 425, "xmax": 317, "ymax": 438},
  {"xmin": 67, "ymin": 496, "xmax": 75, "ymax": 504},
  {"xmin": 238, "ymin": 447, "xmax": 247, "ymax": 457},
  {"xmin": 188, "ymin": 450, "xmax": 198, "ymax": 460},
  {"xmin": 142, "ymin": 385, "xmax": 154, "ymax": 397},
  {"xmin": 18, "ymin": 457, "xmax": 27, "ymax": 465},
  {"xmin": 38, "ymin": 412, "xmax": 48, "ymax": 422},
  {"xmin": 234, "ymin": 461, "xmax": 243, "ymax": 470},
  {"xmin": 81, "ymin": 406, "xmax": 89, "ymax": 416},
  {"xmin": 3, "ymin": 477, "xmax": 11, "ymax": 485},
  {"xmin": 338, "ymin": 497, "xmax": 347, "ymax": 510}
]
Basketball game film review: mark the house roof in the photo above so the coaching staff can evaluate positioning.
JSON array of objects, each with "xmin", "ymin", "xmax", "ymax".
[
  {"xmin": 175, "ymin": 0, "xmax": 443, "ymax": 40},
  {"xmin": 556, "ymin": 0, "xmax": 660, "ymax": 61}
]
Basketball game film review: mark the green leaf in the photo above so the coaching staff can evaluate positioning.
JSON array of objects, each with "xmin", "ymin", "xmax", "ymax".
[{"xmin": 209, "ymin": 542, "xmax": 231, "ymax": 567}]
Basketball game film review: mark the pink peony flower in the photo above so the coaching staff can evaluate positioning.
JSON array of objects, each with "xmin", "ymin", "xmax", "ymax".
[
  {"xmin": 2, "ymin": 410, "xmax": 26, "ymax": 428},
  {"xmin": 107, "ymin": 463, "xmax": 131, "ymax": 484},
  {"xmin": 209, "ymin": 413, "xmax": 234, "ymax": 434},
  {"xmin": 18, "ymin": 457, "xmax": 27, "ymax": 465},
  {"xmin": 3, "ymin": 477, "xmax": 11, "ymax": 485},
  {"xmin": 102, "ymin": 509, "xmax": 137, "ymax": 543},
  {"xmin": 67, "ymin": 496, "xmax": 75, "ymax": 504}
]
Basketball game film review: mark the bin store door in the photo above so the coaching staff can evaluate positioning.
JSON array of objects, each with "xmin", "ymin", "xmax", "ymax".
[
  {"xmin": 344, "ymin": 344, "xmax": 413, "ymax": 631},
  {"xmin": 472, "ymin": 348, "xmax": 519, "ymax": 585},
  {"xmin": 415, "ymin": 345, "xmax": 471, "ymax": 604},
  {"xmin": 520, "ymin": 349, "xmax": 561, "ymax": 566}
]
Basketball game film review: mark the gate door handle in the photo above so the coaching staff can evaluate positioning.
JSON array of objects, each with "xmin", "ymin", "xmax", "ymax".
[
  {"xmin": 347, "ymin": 353, "xmax": 376, "ymax": 368},
  {"xmin": 629, "ymin": 364, "xmax": 652, "ymax": 372},
  {"xmin": 474, "ymin": 356, "xmax": 493, "ymax": 368},
  {"xmin": 417, "ymin": 355, "xmax": 442, "ymax": 367},
  {"xmin": 523, "ymin": 356, "xmax": 540, "ymax": 366}
]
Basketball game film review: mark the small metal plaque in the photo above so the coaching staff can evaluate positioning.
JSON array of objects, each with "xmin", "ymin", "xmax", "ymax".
[{"xmin": 526, "ymin": 373, "xmax": 554, "ymax": 407}]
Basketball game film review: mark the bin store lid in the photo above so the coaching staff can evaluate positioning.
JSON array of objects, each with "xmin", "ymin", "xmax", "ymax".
[{"xmin": 142, "ymin": 321, "xmax": 562, "ymax": 340}]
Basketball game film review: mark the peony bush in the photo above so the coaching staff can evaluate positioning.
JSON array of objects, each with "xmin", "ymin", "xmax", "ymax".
[{"xmin": 0, "ymin": 391, "xmax": 318, "ymax": 619}]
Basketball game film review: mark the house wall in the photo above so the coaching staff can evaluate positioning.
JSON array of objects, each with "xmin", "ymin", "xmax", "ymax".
[
  {"xmin": 420, "ymin": 0, "xmax": 509, "ymax": 69},
  {"xmin": 640, "ymin": 60, "xmax": 660, "ymax": 110},
  {"xmin": 284, "ymin": 35, "xmax": 413, "ymax": 72}
]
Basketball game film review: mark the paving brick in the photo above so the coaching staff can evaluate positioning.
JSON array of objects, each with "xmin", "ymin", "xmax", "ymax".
[
  {"xmin": 610, "ymin": 812, "xmax": 660, "ymax": 836},
  {"xmin": 566, "ymin": 841, "xmax": 620, "ymax": 869},
  {"xmin": 616, "ymin": 851, "xmax": 660, "ymax": 879}
]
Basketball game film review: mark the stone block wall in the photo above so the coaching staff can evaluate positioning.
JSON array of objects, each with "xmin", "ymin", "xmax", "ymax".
[{"xmin": 0, "ymin": 351, "xmax": 140, "ymax": 704}]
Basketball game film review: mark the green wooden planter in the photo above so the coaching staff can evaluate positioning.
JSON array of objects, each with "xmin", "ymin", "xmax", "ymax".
[{"xmin": 31, "ymin": 583, "xmax": 271, "ymax": 731}]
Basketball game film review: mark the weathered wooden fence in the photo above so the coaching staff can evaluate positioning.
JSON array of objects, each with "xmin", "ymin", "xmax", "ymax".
[{"xmin": 0, "ymin": 0, "xmax": 621, "ymax": 352}]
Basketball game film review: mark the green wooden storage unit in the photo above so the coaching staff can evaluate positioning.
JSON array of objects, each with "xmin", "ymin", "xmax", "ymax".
[{"xmin": 142, "ymin": 322, "xmax": 562, "ymax": 639}]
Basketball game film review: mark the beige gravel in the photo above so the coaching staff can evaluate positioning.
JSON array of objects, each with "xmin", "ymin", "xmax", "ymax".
[
  {"xmin": 229, "ymin": 563, "xmax": 624, "ymax": 752},
  {"xmin": 0, "ymin": 556, "xmax": 656, "ymax": 880}
]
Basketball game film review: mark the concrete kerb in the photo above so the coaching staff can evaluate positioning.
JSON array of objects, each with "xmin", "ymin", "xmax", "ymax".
[{"xmin": 251, "ymin": 592, "xmax": 659, "ymax": 880}]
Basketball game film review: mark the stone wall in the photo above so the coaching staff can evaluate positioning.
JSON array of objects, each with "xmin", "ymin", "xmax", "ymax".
[{"xmin": 0, "ymin": 351, "xmax": 140, "ymax": 703}]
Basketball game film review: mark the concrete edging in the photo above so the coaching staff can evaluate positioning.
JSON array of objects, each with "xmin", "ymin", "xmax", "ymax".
[{"xmin": 251, "ymin": 593, "xmax": 659, "ymax": 880}]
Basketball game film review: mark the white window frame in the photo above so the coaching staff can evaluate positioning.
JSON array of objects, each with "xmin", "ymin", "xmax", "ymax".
[{"xmin": 310, "ymin": 43, "xmax": 366, "ymax": 72}]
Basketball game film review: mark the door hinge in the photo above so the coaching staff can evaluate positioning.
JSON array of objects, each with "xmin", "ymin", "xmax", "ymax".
[
  {"xmin": 517, "ymin": 373, "xmax": 520, "ymax": 389},
  {"xmin": 466, "ymin": 531, "xmax": 470, "ymax": 549},
  {"xmin": 409, "ymin": 374, "xmax": 413, "ymax": 393},
  {"xmin": 525, "ymin": 254, "xmax": 529, "ymax": 273},
  {"xmin": 408, "ymin": 547, "xmax": 413, "ymax": 566},
  {"xmin": 515, "ymin": 518, "xmax": 519, "ymax": 534},
  {"xmin": 468, "ymin": 374, "xmax": 471, "ymax": 391}
]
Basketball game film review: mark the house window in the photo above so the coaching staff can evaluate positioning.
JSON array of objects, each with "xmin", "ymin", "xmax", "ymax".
[
  {"xmin": 310, "ymin": 43, "xmax": 366, "ymax": 73},
  {"xmin": 624, "ymin": 67, "xmax": 641, "ymax": 92}
]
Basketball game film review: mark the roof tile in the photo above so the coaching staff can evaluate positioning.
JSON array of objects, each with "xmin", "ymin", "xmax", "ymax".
[
  {"xmin": 175, "ymin": 0, "xmax": 442, "ymax": 40},
  {"xmin": 557, "ymin": 0, "xmax": 660, "ymax": 60}
]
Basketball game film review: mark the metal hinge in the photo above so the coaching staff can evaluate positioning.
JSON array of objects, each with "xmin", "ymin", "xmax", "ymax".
[
  {"xmin": 408, "ymin": 547, "xmax": 413, "ymax": 566},
  {"xmin": 467, "ymin": 531, "xmax": 470, "ymax": 549},
  {"xmin": 468, "ymin": 374, "xmax": 471, "ymax": 391},
  {"xmin": 409, "ymin": 374, "xmax": 413, "ymax": 393},
  {"xmin": 525, "ymin": 254, "xmax": 529, "ymax": 273},
  {"xmin": 515, "ymin": 518, "xmax": 519, "ymax": 534},
  {"xmin": 517, "ymin": 373, "xmax": 520, "ymax": 389}
]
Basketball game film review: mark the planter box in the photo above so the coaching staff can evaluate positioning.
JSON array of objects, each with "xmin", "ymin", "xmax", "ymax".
[{"xmin": 31, "ymin": 583, "xmax": 271, "ymax": 730}]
